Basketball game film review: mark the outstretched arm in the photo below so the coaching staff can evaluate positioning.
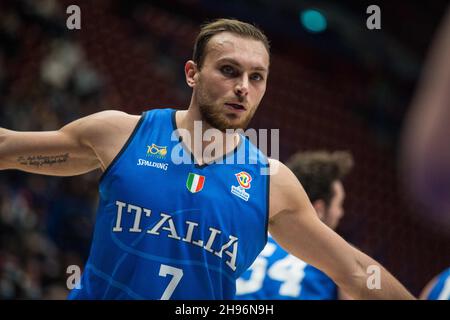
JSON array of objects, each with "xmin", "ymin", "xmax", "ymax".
[
  {"xmin": 268, "ymin": 159, "xmax": 415, "ymax": 299},
  {"xmin": 0, "ymin": 110, "xmax": 139, "ymax": 176}
]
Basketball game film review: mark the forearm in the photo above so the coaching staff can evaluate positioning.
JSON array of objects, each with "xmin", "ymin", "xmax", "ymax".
[
  {"xmin": 269, "ymin": 160, "xmax": 416, "ymax": 300},
  {"xmin": 270, "ymin": 214, "xmax": 414, "ymax": 300},
  {"xmin": 336, "ymin": 249, "xmax": 415, "ymax": 300},
  {"xmin": 0, "ymin": 128, "xmax": 100, "ymax": 176}
]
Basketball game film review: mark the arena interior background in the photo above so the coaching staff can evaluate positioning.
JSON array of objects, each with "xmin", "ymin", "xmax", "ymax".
[{"xmin": 0, "ymin": 0, "xmax": 449, "ymax": 299}]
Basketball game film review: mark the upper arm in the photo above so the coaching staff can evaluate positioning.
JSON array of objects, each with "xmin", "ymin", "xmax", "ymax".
[
  {"xmin": 268, "ymin": 159, "xmax": 360, "ymax": 285},
  {"xmin": 0, "ymin": 110, "xmax": 138, "ymax": 176}
]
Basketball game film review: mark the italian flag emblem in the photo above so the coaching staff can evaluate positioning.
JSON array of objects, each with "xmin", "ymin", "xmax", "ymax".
[{"xmin": 186, "ymin": 173, "xmax": 205, "ymax": 193}]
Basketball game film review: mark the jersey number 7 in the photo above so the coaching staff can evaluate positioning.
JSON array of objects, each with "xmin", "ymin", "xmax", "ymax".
[{"xmin": 158, "ymin": 264, "xmax": 184, "ymax": 300}]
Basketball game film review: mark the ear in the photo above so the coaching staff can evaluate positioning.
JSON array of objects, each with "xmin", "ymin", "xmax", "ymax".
[
  {"xmin": 312, "ymin": 199, "xmax": 326, "ymax": 221},
  {"xmin": 185, "ymin": 60, "xmax": 198, "ymax": 88}
]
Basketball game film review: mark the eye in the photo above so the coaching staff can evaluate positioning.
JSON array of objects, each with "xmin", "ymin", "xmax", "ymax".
[
  {"xmin": 250, "ymin": 73, "xmax": 264, "ymax": 81},
  {"xmin": 220, "ymin": 65, "xmax": 236, "ymax": 76}
]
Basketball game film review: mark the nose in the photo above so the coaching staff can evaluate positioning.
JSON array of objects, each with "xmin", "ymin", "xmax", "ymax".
[{"xmin": 235, "ymin": 74, "xmax": 249, "ymax": 98}]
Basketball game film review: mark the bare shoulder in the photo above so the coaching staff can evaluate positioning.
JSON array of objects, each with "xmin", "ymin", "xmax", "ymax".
[
  {"xmin": 63, "ymin": 110, "xmax": 140, "ymax": 132},
  {"xmin": 88, "ymin": 110, "xmax": 140, "ymax": 123},
  {"xmin": 63, "ymin": 110, "xmax": 140, "ymax": 138},
  {"xmin": 268, "ymin": 158, "xmax": 311, "ymax": 219},
  {"xmin": 268, "ymin": 158, "xmax": 302, "ymax": 193},
  {"xmin": 268, "ymin": 158, "xmax": 294, "ymax": 180}
]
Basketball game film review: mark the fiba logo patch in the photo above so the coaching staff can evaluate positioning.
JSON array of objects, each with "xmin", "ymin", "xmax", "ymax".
[
  {"xmin": 235, "ymin": 172, "xmax": 252, "ymax": 189},
  {"xmin": 147, "ymin": 143, "xmax": 168, "ymax": 159},
  {"xmin": 231, "ymin": 171, "xmax": 252, "ymax": 201}
]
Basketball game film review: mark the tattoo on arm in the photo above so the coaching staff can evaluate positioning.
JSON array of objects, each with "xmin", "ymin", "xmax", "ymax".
[{"xmin": 17, "ymin": 153, "xmax": 70, "ymax": 167}]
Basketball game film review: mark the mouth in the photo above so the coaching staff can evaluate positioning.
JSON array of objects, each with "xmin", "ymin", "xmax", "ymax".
[{"xmin": 224, "ymin": 103, "xmax": 246, "ymax": 112}]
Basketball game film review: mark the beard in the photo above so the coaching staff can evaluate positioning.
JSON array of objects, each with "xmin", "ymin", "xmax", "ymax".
[
  {"xmin": 198, "ymin": 100, "xmax": 256, "ymax": 132},
  {"xmin": 194, "ymin": 76, "xmax": 258, "ymax": 131}
]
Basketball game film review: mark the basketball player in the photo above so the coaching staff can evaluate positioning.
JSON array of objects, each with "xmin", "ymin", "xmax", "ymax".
[
  {"xmin": 0, "ymin": 19, "xmax": 414, "ymax": 299},
  {"xmin": 236, "ymin": 151, "xmax": 353, "ymax": 300},
  {"xmin": 420, "ymin": 268, "xmax": 450, "ymax": 300}
]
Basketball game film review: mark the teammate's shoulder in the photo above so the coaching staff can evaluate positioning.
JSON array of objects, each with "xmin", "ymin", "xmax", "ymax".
[
  {"xmin": 441, "ymin": 267, "xmax": 450, "ymax": 277},
  {"xmin": 419, "ymin": 275, "xmax": 440, "ymax": 299}
]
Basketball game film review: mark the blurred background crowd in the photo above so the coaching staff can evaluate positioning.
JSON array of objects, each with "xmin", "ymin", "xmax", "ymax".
[{"xmin": 0, "ymin": 0, "xmax": 449, "ymax": 299}]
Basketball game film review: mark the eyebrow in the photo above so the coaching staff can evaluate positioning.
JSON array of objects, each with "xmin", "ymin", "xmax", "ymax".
[{"xmin": 217, "ymin": 58, "xmax": 268, "ymax": 73}]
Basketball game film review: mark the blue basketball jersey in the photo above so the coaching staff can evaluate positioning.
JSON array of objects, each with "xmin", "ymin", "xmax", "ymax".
[
  {"xmin": 68, "ymin": 108, "xmax": 269, "ymax": 300},
  {"xmin": 236, "ymin": 235, "xmax": 337, "ymax": 300},
  {"xmin": 427, "ymin": 268, "xmax": 450, "ymax": 300}
]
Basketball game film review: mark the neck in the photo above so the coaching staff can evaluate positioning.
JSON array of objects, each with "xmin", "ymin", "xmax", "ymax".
[{"xmin": 175, "ymin": 103, "xmax": 240, "ymax": 165}]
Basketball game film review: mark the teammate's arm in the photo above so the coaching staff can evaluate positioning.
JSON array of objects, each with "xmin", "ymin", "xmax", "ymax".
[
  {"xmin": 401, "ymin": 7, "xmax": 450, "ymax": 210},
  {"xmin": 0, "ymin": 110, "xmax": 138, "ymax": 176},
  {"xmin": 419, "ymin": 276, "xmax": 438, "ymax": 300},
  {"xmin": 268, "ymin": 159, "xmax": 415, "ymax": 299}
]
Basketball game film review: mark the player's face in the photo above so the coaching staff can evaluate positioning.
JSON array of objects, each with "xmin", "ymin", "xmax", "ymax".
[
  {"xmin": 323, "ymin": 180, "xmax": 345, "ymax": 230},
  {"xmin": 193, "ymin": 32, "xmax": 269, "ymax": 131}
]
